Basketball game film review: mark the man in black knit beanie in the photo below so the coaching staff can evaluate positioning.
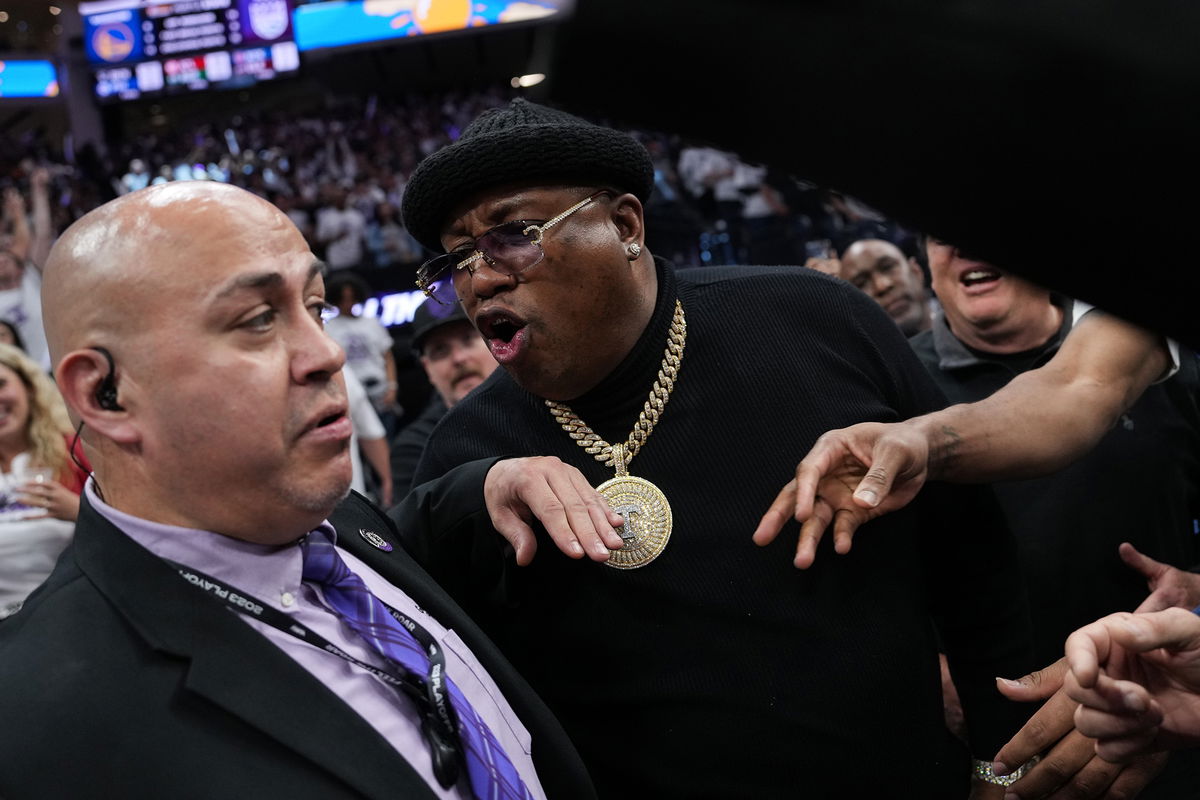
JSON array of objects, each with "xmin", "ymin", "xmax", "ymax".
[{"xmin": 397, "ymin": 98, "xmax": 1035, "ymax": 798}]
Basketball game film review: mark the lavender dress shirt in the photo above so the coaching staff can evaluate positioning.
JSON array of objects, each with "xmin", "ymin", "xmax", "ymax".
[{"xmin": 86, "ymin": 481, "xmax": 547, "ymax": 800}]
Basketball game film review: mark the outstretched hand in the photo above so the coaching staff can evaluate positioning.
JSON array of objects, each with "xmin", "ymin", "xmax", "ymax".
[
  {"xmin": 1066, "ymin": 608, "xmax": 1200, "ymax": 762},
  {"xmin": 1120, "ymin": 542, "xmax": 1200, "ymax": 613},
  {"xmin": 752, "ymin": 421, "xmax": 931, "ymax": 568},
  {"xmin": 483, "ymin": 457, "xmax": 625, "ymax": 566},
  {"xmin": 992, "ymin": 657, "xmax": 1167, "ymax": 798}
]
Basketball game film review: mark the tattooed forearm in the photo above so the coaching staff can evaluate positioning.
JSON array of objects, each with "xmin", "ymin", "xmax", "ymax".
[{"xmin": 928, "ymin": 425, "xmax": 962, "ymax": 480}]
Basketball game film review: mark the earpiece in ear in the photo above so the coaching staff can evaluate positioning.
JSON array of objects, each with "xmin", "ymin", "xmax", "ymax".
[{"xmin": 91, "ymin": 347, "xmax": 124, "ymax": 412}]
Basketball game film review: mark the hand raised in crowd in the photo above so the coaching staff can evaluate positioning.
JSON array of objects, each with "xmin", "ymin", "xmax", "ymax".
[
  {"xmin": 2, "ymin": 186, "xmax": 24, "ymax": 219},
  {"xmin": 1065, "ymin": 608, "xmax": 1200, "ymax": 762},
  {"xmin": 16, "ymin": 478, "xmax": 81, "ymax": 522},
  {"xmin": 483, "ymin": 457, "xmax": 625, "ymax": 566},
  {"xmin": 29, "ymin": 166, "xmax": 50, "ymax": 190},
  {"xmin": 753, "ymin": 421, "xmax": 931, "ymax": 568},
  {"xmin": 1120, "ymin": 542, "xmax": 1200, "ymax": 613},
  {"xmin": 991, "ymin": 658, "xmax": 1166, "ymax": 799}
]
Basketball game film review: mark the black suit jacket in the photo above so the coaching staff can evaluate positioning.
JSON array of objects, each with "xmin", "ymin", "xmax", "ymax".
[{"xmin": 0, "ymin": 460, "xmax": 594, "ymax": 800}]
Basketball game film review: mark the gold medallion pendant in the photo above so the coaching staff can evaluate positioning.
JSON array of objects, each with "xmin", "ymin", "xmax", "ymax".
[
  {"xmin": 596, "ymin": 454, "xmax": 673, "ymax": 569},
  {"xmin": 546, "ymin": 300, "xmax": 686, "ymax": 570}
]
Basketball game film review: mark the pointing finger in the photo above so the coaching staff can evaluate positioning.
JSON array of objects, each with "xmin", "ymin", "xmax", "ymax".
[
  {"xmin": 753, "ymin": 479, "xmax": 796, "ymax": 546},
  {"xmin": 794, "ymin": 496, "xmax": 833, "ymax": 569}
]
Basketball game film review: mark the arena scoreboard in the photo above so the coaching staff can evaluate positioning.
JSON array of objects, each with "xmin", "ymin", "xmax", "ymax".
[{"xmin": 79, "ymin": 0, "xmax": 299, "ymax": 101}]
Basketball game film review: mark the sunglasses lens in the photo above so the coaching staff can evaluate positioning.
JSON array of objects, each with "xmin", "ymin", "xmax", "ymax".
[
  {"xmin": 419, "ymin": 220, "xmax": 545, "ymax": 302},
  {"xmin": 477, "ymin": 222, "xmax": 541, "ymax": 273},
  {"xmin": 418, "ymin": 253, "xmax": 459, "ymax": 305},
  {"xmin": 428, "ymin": 274, "xmax": 459, "ymax": 307}
]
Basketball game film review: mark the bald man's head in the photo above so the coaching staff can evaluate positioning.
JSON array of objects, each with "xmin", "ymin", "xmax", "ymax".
[
  {"xmin": 43, "ymin": 182, "xmax": 293, "ymax": 365},
  {"xmin": 46, "ymin": 182, "xmax": 353, "ymax": 544}
]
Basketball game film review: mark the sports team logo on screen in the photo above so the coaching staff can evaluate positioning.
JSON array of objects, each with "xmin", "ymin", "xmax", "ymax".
[
  {"xmin": 91, "ymin": 22, "xmax": 137, "ymax": 63},
  {"xmin": 245, "ymin": 0, "xmax": 291, "ymax": 41}
]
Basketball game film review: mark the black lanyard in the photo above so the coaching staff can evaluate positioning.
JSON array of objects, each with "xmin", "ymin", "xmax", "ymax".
[{"xmin": 169, "ymin": 561, "xmax": 465, "ymax": 789}]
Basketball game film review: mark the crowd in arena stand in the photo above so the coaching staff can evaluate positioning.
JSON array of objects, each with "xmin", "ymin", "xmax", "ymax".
[
  {"xmin": 2, "ymin": 84, "xmax": 922, "ymax": 487},
  {"xmin": 2, "ymin": 86, "xmax": 917, "ymax": 281}
]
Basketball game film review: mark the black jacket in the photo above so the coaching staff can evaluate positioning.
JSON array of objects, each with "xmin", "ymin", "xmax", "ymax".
[{"xmin": 0, "ymin": 461, "xmax": 595, "ymax": 800}]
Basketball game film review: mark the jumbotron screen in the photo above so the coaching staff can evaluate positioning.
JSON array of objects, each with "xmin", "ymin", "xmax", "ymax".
[
  {"xmin": 79, "ymin": 0, "xmax": 299, "ymax": 102},
  {"xmin": 292, "ymin": 0, "xmax": 568, "ymax": 52}
]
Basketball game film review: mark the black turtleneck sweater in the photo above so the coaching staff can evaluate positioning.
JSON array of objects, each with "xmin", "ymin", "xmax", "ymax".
[{"xmin": 406, "ymin": 261, "xmax": 1034, "ymax": 799}]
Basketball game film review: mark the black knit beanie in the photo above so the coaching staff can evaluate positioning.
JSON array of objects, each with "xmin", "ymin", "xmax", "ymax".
[{"xmin": 401, "ymin": 98, "xmax": 655, "ymax": 253}]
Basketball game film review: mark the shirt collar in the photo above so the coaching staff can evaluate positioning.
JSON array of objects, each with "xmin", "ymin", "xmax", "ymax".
[
  {"xmin": 85, "ymin": 478, "xmax": 336, "ymax": 603},
  {"xmin": 929, "ymin": 295, "xmax": 1073, "ymax": 371}
]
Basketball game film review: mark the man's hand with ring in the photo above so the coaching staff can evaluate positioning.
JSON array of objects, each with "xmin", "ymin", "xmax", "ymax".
[{"xmin": 992, "ymin": 657, "xmax": 1166, "ymax": 798}]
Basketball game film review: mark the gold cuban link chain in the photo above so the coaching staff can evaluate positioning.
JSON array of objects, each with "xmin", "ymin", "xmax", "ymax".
[{"xmin": 545, "ymin": 300, "xmax": 686, "ymax": 474}]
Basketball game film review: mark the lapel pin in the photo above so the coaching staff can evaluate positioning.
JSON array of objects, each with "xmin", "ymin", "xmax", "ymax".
[{"xmin": 359, "ymin": 529, "xmax": 394, "ymax": 552}]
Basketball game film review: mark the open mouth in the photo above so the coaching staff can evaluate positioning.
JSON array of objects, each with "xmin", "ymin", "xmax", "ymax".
[
  {"xmin": 475, "ymin": 308, "xmax": 529, "ymax": 364},
  {"xmin": 960, "ymin": 268, "xmax": 1002, "ymax": 288},
  {"xmin": 477, "ymin": 309, "xmax": 527, "ymax": 343},
  {"xmin": 304, "ymin": 405, "xmax": 349, "ymax": 438},
  {"xmin": 314, "ymin": 412, "xmax": 343, "ymax": 428}
]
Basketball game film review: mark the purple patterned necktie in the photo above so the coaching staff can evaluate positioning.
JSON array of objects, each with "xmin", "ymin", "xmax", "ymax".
[{"xmin": 301, "ymin": 529, "xmax": 534, "ymax": 800}]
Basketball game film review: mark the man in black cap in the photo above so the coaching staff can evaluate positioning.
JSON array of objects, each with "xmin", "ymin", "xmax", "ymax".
[
  {"xmin": 391, "ymin": 298, "xmax": 498, "ymax": 499},
  {"xmin": 398, "ymin": 98, "xmax": 1035, "ymax": 798}
]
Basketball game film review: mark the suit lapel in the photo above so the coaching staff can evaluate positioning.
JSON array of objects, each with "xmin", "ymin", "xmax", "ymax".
[
  {"xmin": 73, "ymin": 498, "xmax": 437, "ymax": 800},
  {"xmin": 338, "ymin": 488, "xmax": 599, "ymax": 800},
  {"xmin": 337, "ymin": 505, "xmax": 466, "ymax": 630}
]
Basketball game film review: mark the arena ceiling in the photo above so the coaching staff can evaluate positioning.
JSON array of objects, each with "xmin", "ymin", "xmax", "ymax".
[{"xmin": 0, "ymin": 1, "xmax": 70, "ymax": 54}]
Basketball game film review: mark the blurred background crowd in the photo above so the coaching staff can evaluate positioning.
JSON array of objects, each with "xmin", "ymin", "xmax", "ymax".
[
  {"xmin": 3, "ymin": 86, "xmax": 918, "ymax": 276},
  {"xmin": 1, "ymin": 76, "xmax": 923, "ymax": 456}
]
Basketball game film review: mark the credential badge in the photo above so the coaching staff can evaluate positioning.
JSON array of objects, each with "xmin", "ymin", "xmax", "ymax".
[{"xmin": 359, "ymin": 529, "xmax": 394, "ymax": 552}]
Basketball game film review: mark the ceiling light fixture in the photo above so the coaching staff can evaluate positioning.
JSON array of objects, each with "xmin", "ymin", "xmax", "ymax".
[{"xmin": 510, "ymin": 73, "xmax": 546, "ymax": 88}]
